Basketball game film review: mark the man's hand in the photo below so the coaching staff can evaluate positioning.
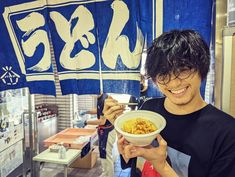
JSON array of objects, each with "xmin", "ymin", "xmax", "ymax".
[
  {"xmin": 79, "ymin": 110, "xmax": 88, "ymax": 116},
  {"xmin": 102, "ymin": 96, "xmax": 125, "ymax": 124},
  {"xmin": 76, "ymin": 119, "xmax": 87, "ymax": 128},
  {"xmin": 121, "ymin": 134, "xmax": 168, "ymax": 171},
  {"xmin": 117, "ymin": 134, "xmax": 130, "ymax": 163}
]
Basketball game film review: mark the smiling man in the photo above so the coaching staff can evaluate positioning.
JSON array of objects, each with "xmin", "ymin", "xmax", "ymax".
[{"xmin": 103, "ymin": 30, "xmax": 235, "ymax": 177}]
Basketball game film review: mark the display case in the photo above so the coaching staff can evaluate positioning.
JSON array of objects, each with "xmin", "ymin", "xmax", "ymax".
[{"xmin": 0, "ymin": 88, "xmax": 28, "ymax": 177}]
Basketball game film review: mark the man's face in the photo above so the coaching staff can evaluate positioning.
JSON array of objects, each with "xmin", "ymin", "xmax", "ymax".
[{"xmin": 156, "ymin": 70, "xmax": 202, "ymax": 106}]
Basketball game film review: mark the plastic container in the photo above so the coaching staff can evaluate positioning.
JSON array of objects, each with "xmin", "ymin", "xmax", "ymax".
[{"xmin": 58, "ymin": 142, "xmax": 66, "ymax": 159}]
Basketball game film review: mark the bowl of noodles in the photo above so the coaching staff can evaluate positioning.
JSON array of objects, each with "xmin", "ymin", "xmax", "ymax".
[{"xmin": 114, "ymin": 110, "xmax": 166, "ymax": 146}]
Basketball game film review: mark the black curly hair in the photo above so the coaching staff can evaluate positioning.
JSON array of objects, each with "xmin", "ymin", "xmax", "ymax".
[{"xmin": 145, "ymin": 30, "xmax": 210, "ymax": 83}]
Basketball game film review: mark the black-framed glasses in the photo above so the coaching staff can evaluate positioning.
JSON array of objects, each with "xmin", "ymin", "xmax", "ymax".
[{"xmin": 156, "ymin": 68, "xmax": 196, "ymax": 85}]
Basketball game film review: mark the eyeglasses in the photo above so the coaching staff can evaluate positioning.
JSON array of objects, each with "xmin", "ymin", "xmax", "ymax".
[{"xmin": 156, "ymin": 68, "xmax": 196, "ymax": 85}]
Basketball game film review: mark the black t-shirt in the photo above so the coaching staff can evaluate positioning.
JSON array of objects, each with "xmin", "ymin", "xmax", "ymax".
[{"xmin": 121, "ymin": 97, "xmax": 235, "ymax": 177}]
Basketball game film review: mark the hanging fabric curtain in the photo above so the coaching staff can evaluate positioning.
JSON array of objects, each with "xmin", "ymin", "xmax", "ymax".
[
  {"xmin": 0, "ymin": 0, "xmax": 56, "ymax": 95},
  {"xmin": 0, "ymin": 0, "xmax": 156, "ymax": 98},
  {"xmin": 0, "ymin": 0, "xmax": 213, "ymax": 98},
  {"xmin": 48, "ymin": 0, "xmax": 155, "ymax": 97}
]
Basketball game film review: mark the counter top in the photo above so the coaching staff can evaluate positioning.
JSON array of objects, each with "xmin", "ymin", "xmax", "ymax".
[{"xmin": 33, "ymin": 148, "xmax": 81, "ymax": 165}]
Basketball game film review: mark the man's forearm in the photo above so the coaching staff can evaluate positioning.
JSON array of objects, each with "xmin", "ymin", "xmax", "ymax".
[
  {"xmin": 86, "ymin": 118, "xmax": 105, "ymax": 126},
  {"xmin": 153, "ymin": 162, "xmax": 179, "ymax": 177},
  {"xmin": 86, "ymin": 119, "xmax": 101, "ymax": 125},
  {"xmin": 87, "ymin": 108, "xmax": 97, "ymax": 115}
]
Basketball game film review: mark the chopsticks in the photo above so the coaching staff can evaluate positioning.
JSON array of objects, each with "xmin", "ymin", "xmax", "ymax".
[{"xmin": 119, "ymin": 102, "xmax": 138, "ymax": 106}]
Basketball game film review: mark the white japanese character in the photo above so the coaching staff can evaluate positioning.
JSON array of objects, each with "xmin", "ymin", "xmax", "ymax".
[
  {"xmin": 50, "ymin": 5, "xmax": 96, "ymax": 70},
  {"xmin": 102, "ymin": 0, "xmax": 144, "ymax": 69},
  {"xmin": 16, "ymin": 12, "xmax": 51, "ymax": 72}
]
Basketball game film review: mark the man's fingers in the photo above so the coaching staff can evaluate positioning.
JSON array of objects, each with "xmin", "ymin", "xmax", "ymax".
[
  {"xmin": 105, "ymin": 97, "xmax": 118, "ymax": 105},
  {"xmin": 156, "ymin": 134, "xmax": 167, "ymax": 151},
  {"xmin": 103, "ymin": 97, "xmax": 118, "ymax": 112},
  {"xmin": 109, "ymin": 105, "xmax": 123, "ymax": 113},
  {"xmin": 113, "ymin": 109, "xmax": 124, "ymax": 118},
  {"xmin": 123, "ymin": 144, "xmax": 145, "ymax": 159},
  {"xmin": 107, "ymin": 95, "xmax": 113, "ymax": 99},
  {"xmin": 105, "ymin": 104, "xmax": 124, "ymax": 114},
  {"xmin": 103, "ymin": 102, "xmax": 124, "ymax": 117},
  {"xmin": 116, "ymin": 111, "xmax": 124, "ymax": 118},
  {"xmin": 104, "ymin": 109, "xmax": 124, "ymax": 124},
  {"xmin": 116, "ymin": 132, "xmax": 122, "ymax": 138},
  {"xmin": 124, "ymin": 144, "xmax": 134, "ymax": 158},
  {"xmin": 118, "ymin": 136, "xmax": 125, "ymax": 144}
]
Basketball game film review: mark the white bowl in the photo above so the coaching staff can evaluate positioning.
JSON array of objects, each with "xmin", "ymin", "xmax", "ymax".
[{"xmin": 114, "ymin": 110, "xmax": 166, "ymax": 146}]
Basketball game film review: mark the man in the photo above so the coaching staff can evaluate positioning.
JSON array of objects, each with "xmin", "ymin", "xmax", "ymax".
[
  {"xmin": 81, "ymin": 93, "xmax": 116, "ymax": 177},
  {"xmin": 102, "ymin": 30, "xmax": 235, "ymax": 177}
]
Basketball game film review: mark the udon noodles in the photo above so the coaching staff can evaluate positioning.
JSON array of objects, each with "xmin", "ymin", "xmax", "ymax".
[{"xmin": 122, "ymin": 118, "xmax": 157, "ymax": 134}]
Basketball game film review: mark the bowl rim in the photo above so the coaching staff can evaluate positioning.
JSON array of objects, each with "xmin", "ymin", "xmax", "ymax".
[{"xmin": 114, "ymin": 110, "xmax": 166, "ymax": 138}]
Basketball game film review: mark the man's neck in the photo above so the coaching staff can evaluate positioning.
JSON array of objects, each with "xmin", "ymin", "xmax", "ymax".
[{"xmin": 164, "ymin": 97, "xmax": 207, "ymax": 115}]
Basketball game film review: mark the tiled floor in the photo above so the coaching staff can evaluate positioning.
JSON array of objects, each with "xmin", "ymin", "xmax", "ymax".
[{"xmin": 39, "ymin": 156, "xmax": 131, "ymax": 177}]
